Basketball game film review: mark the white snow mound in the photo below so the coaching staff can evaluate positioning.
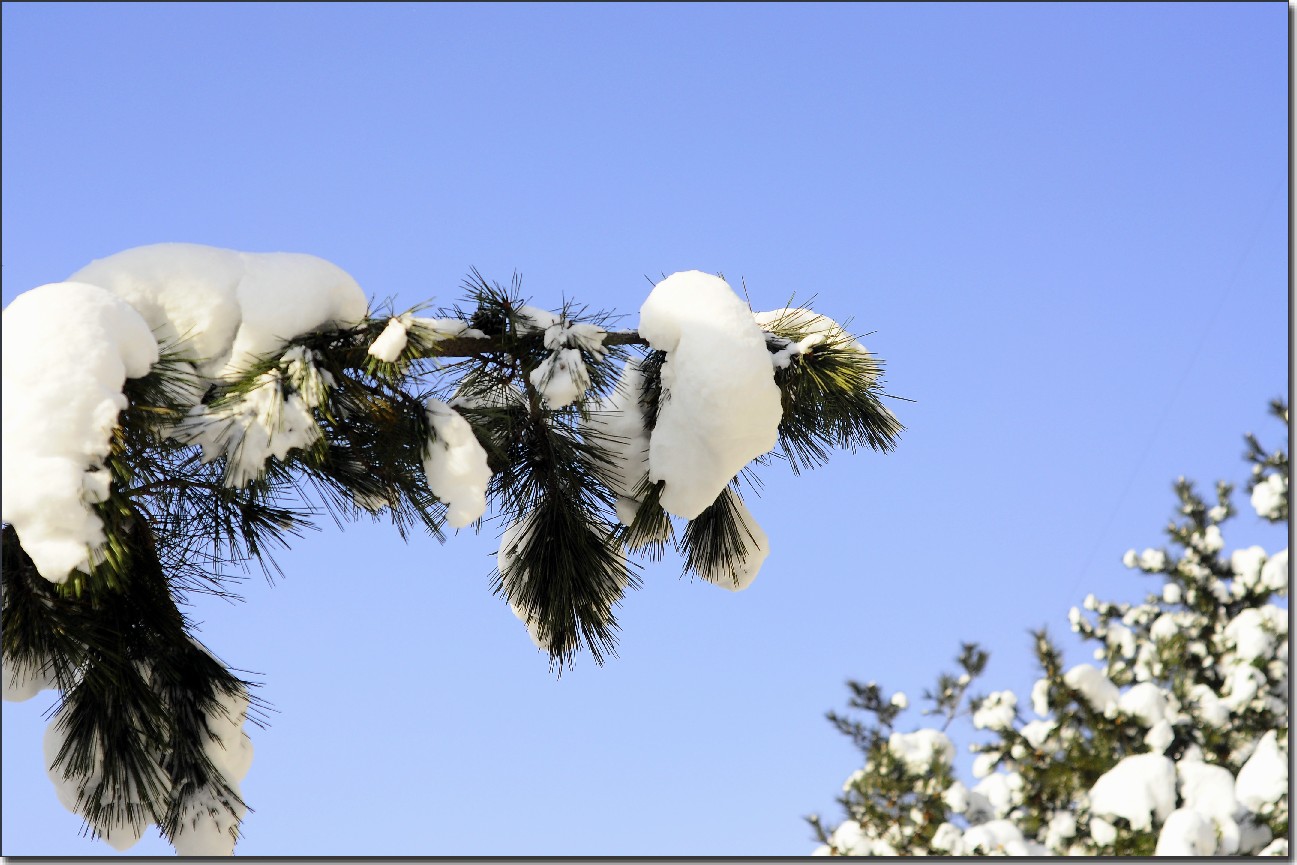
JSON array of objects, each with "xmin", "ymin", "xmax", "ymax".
[
  {"xmin": 1088, "ymin": 752, "xmax": 1177, "ymax": 831},
  {"xmin": 1235, "ymin": 730, "xmax": 1288, "ymax": 815},
  {"xmin": 2, "ymin": 282, "xmax": 159, "ymax": 583},
  {"xmin": 69, "ymin": 243, "xmax": 368, "ymax": 383},
  {"xmin": 638, "ymin": 271, "xmax": 782, "ymax": 519},
  {"xmin": 582, "ymin": 358, "xmax": 653, "ymax": 525},
  {"xmin": 423, "ymin": 398, "xmax": 492, "ymax": 528}
]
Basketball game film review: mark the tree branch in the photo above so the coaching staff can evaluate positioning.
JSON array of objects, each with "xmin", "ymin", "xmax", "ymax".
[{"xmin": 417, "ymin": 329, "xmax": 649, "ymax": 358}]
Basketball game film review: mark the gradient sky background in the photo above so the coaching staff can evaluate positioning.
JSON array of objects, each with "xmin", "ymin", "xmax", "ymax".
[{"xmin": 1, "ymin": 2, "xmax": 1289, "ymax": 856}]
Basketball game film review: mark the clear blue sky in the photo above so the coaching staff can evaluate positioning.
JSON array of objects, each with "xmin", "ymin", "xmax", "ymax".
[{"xmin": 1, "ymin": 2, "xmax": 1288, "ymax": 856}]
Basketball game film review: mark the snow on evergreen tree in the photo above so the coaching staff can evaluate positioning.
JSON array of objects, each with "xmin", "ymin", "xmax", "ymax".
[
  {"xmin": 0, "ymin": 244, "xmax": 903, "ymax": 853},
  {"xmin": 809, "ymin": 401, "xmax": 1289, "ymax": 857}
]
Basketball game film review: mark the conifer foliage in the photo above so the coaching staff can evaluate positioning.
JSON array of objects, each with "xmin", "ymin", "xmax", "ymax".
[
  {"xmin": 1, "ymin": 244, "xmax": 902, "ymax": 853},
  {"xmin": 809, "ymin": 401, "xmax": 1289, "ymax": 857}
]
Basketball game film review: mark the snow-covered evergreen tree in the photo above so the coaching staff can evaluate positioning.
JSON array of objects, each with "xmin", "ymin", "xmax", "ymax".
[
  {"xmin": 0, "ymin": 244, "xmax": 903, "ymax": 853},
  {"xmin": 809, "ymin": 401, "xmax": 1289, "ymax": 857}
]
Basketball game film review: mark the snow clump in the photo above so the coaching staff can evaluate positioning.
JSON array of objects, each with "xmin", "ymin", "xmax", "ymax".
[
  {"xmin": 582, "ymin": 358, "xmax": 655, "ymax": 528},
  {"xmin": 1138, "ymin": 548, "xmax": 1167, "ymax": 571},
  {"xmin": 497, "ymin": 517, "xmax": 550, "ymax": 652},
  {"xmin": 530, "ymin": 348, "xmax": 591, "ymax": 409},
  {"xmin": 171, "ymin": 686, "xmax": 255, "ymax": 856},
  {"xmin": 175, "ymin": 346, "xmax": 333, "ymax": 488},
  {"xmin": 369, "ymin": 312, "xmax": 482, "ymax": 363},
  {"xmin": 1250, "ymin": 472, "xmax": 1287, "ymax": 519},
  {"xmin": 1235, "ymin": 730, "xmax": 1288, "ymax": 816},
  {"xmin": 523, "ymin": 313, "xmax": 607, "ymax": 409},
  {"xmin": 637, "ymin": 271, "xmax": 782, "ymax": 519},
  {"xmin": 752, "ymin": 307, "xmax": 868, "ymax": 370},
  {"xmin": 972, "ymin": 690, "xmax": 1017, "ymax": 731},
  {"xmin": 69, "ymin": 243, "xmax": 367, "ymax": 384},
  {"xmin": 1088, "ymin": 753, "xmax": 1177, "ymax": 832},
  {"xmin": 368, "ymin": 316, "xmax": 411, "ymax": 362},
  {"xmin": 2, "ymin": 282, "xmax": 159, "ymax": 583},
  {"xmin": 1063, "ymin": 663, "xmax": 1120, "ymax": 714},
  {"xmin": 1155, "ymin": 807, "xmax": 1219, "ymax": 855},
  {"xmin": 1116, "ymin": 681, "xmax": 1171, "ymax": 727},
  {"xmin": 1258, "ymin": 548, "xmax": 1288, "ymax": 593},
  {"xmin": 1019, "ymin": 719, "xmax": 1054, "ymax": 750},
  {"xmin": 827, "ymin": 820, "xmax": 896, "ymax": 856},
  {"xmin": 43, "ymin": 715, "xmax": 161, "ymax": 851},
  {"xmin": 3, "ymin": 656, "xmax": 58, "ymax": 702},
  {"xmin": 422, "ymin": 398, "xmax": 492, "ymax": 528},
  {"xmin": 962, "ymin": 819, "xmax": 1041, "ymax": 856},
  {"xmin": 1175, "ymin": 757, "xmax": 1242, "ymax": 853},
  {"xmin": 887, "ymin": 728, "xmax": 954, "ymax": 773},
  {"xmin": 1231, "ymin": 545, "xmax": 1268, "ymax": 590},
  {"xmin": 928, "ymin": 821, "xmax": 965, "ymax": 854},
  {"xmin": 1030, "ymin": 677, "xmax": 1051, "ymax": 717}
]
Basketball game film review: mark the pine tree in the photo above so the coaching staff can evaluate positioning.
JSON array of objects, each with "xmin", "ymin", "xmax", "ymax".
[
  {"xmin": 809, "ymin": 401, "xmax": 1289, "ymax": 857},
  {"xmin": 1, "ymin": 245, "xmax": 903, "ymax": 853}
]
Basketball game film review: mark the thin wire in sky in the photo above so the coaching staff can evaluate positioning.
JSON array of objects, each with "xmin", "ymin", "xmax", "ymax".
[{"xmin": 1066, "ymin": 185, "xmax": 1283, "ymax": 595}]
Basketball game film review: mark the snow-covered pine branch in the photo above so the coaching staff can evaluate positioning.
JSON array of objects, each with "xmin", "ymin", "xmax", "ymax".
[
  {"xmin": 1, "ymin": 243, "xmax": 903, "ymax": 854},
  {"xmin": 809, "ymin": 403, "xmax": 1289, "ymax": 857}
]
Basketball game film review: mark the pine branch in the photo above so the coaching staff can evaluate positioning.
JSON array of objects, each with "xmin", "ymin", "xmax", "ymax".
[
  {"xmin": 761, "ymin": 313, "xmax": 904, "ymax": 473},
  {"xmin": 7, "ymin": 265, "xmax": 911, "ymax": 853},
  {"xmin": 5, "ymin": 509, "xmax": 258, "ymax": 848},
  {"xmin": 401, "ymin": 328, "xmax": 648, "ymax": 359},
  {"xmin": 489, "ymin": 408, "xmax": 639, "ymax": 668}
]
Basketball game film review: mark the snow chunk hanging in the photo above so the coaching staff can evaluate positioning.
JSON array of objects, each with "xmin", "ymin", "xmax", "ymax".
[
  {"xmin": 2, "ymin": 655, "xmax": 58, "ymax": 702},
  {"xmin": 170, "ymin": 685, "xmax": 254, "ymax": 856},
  {"xmin": 638, "ymin": 271, "xmax": 782, "ymax": 519},
  {"xmin": 1250, "ymin": 472, "xmax": 1287, "ymax": 519},
  {"xmin": 528, "ymin": 316, "xmax": 607, "ymax": 410},
  {"xmin": 43, "ymin": 713, "xmax": 163, "ymax": 852},
  {"xmin": 368, "ymin": 317, "xmax": 411, "ymax": 362},
  {"xmin": 368, "ymin": 313, "xmax": 482, "ymax": 364},
  {"xmin": 497, "ymin": 517, "xmax": 550, "ymax": 652},
  {"xmin": 582, "ymin": 358, "xmax": 654, "ymax": 527},
  {"xmin": 2, "ymin": 282, "xmax": 159, "ymax": 584},
  {"xmin": 530, "ymin": 348, "xmax": 591, "ymax": 409},
  {"xmin": 422, "ymin": 399, "xmax": 492, "ymax": 528},
  {"xmin": 175, "ymin": 346, "xmax": 333, "ymax": 489},
  {"xmin": 1155, "ymin": 808, "xmax": 1219, "ymax": 856}
]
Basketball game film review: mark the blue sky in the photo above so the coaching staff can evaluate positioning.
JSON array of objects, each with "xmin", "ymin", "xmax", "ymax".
[{"xmin": 1, "ymin": 2, "xmax": 1288, "ymax": 856}]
